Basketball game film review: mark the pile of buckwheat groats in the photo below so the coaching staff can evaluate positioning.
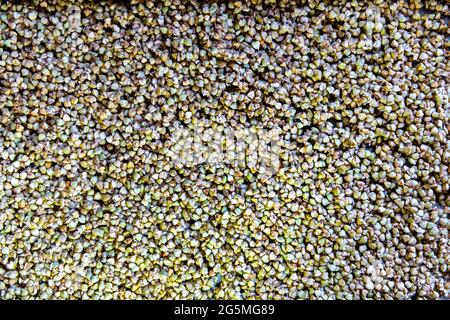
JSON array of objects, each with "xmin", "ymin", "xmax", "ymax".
[{"xmin": 0, "ymin": 0, "xmax": 448, "ymax": 299}]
